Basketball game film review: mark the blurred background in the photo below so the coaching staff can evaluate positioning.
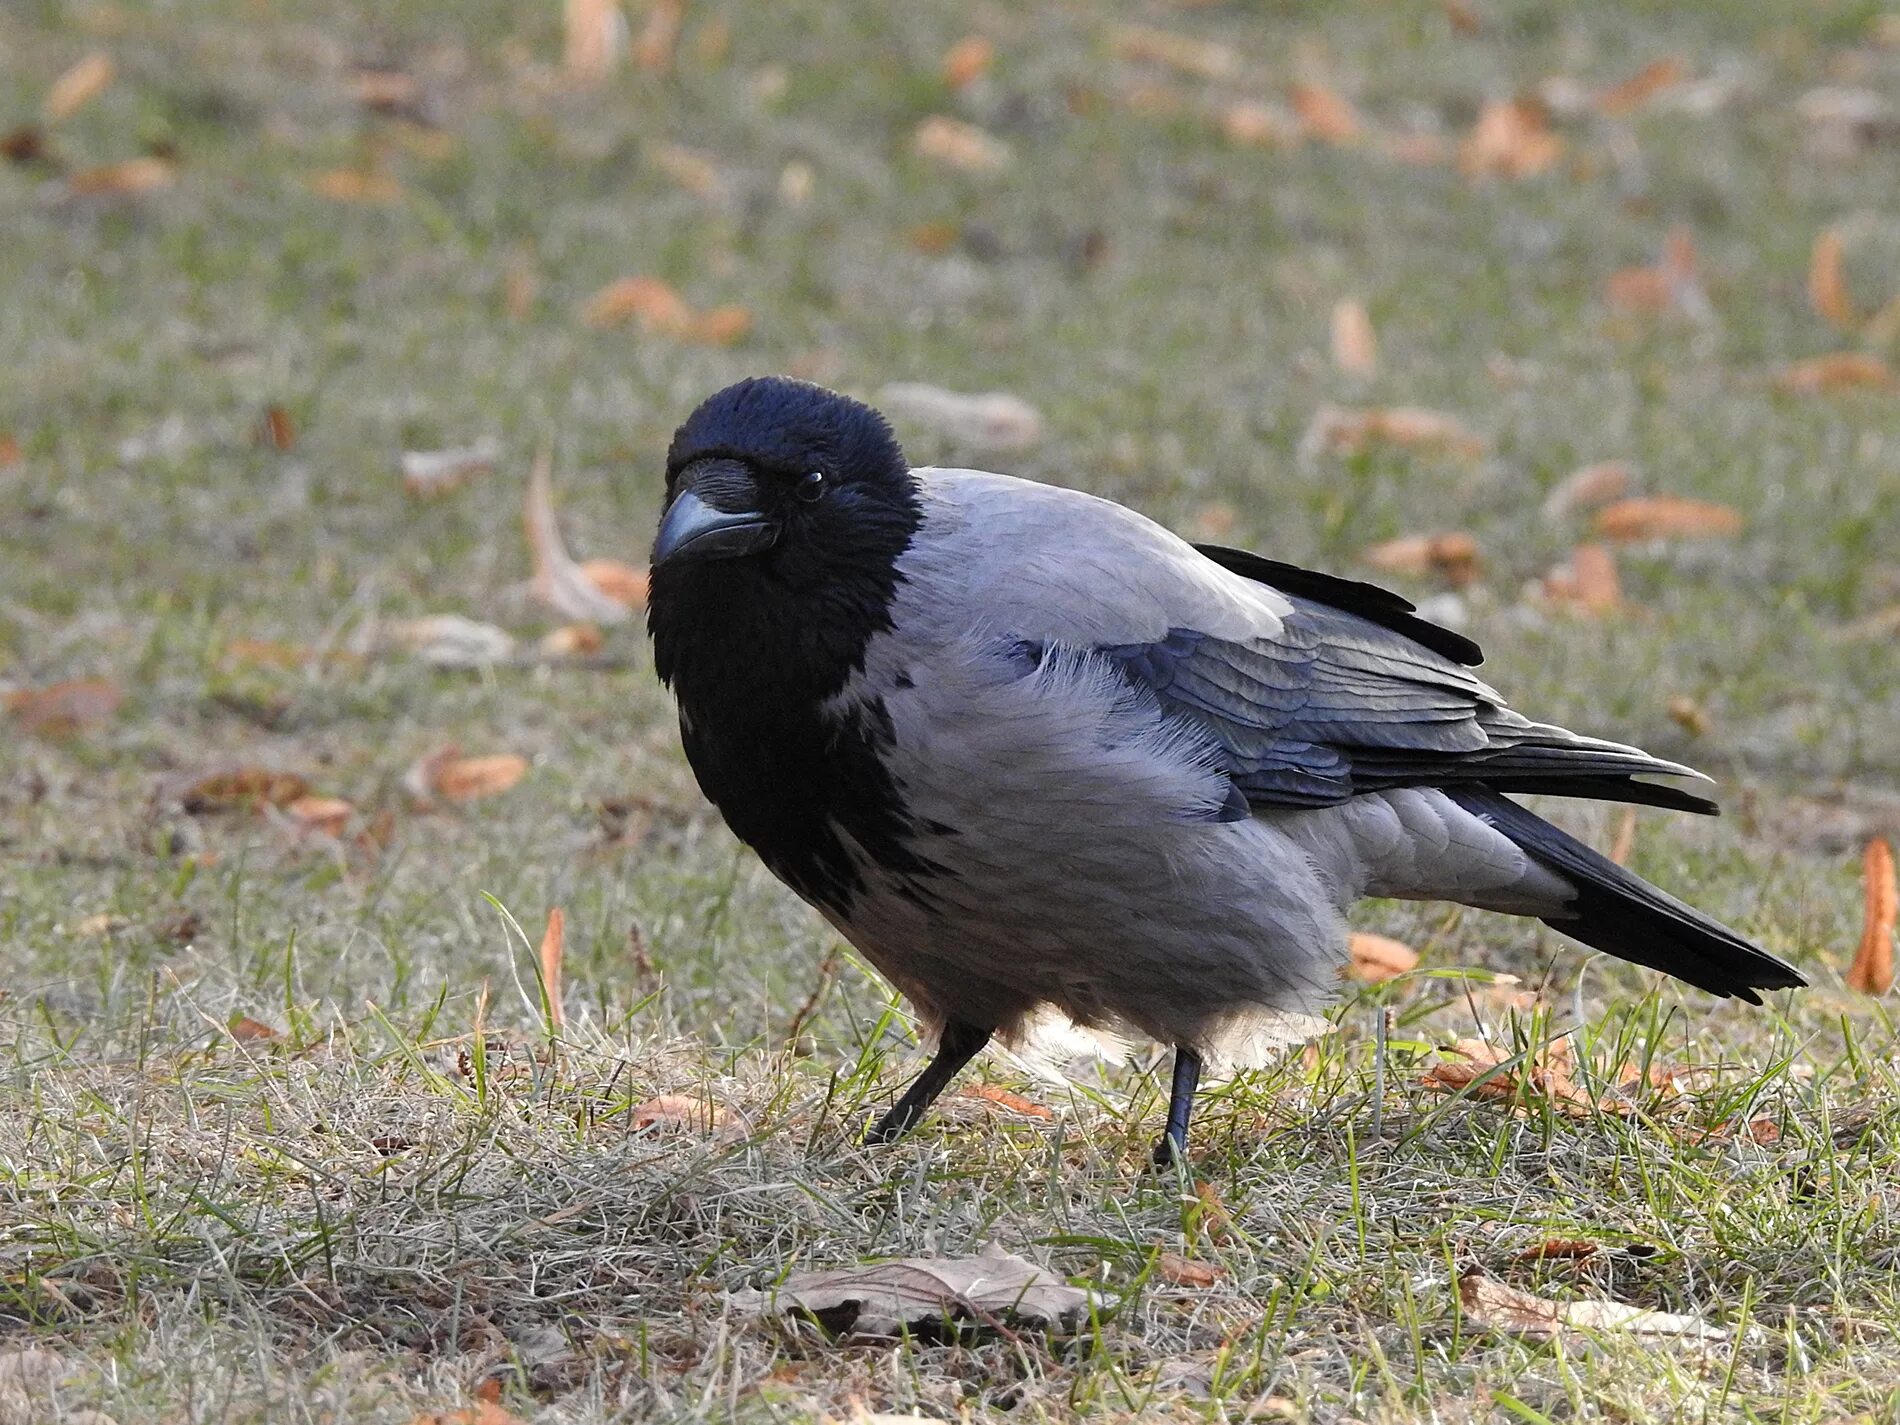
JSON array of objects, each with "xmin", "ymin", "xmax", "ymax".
[{"xmin": 3, "ymin": 0, "xmax": 1898, "ymax": 1044}]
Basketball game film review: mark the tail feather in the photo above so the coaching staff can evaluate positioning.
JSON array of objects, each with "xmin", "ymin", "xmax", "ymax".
[{"xmin": 1446, "ymin": 788, "xmax": 1805, "ymax": 1003}]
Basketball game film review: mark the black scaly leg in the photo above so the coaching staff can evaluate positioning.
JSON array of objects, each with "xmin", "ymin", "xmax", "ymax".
[
  {"xmin": 1152, "ymin": 1046, "xmax": 1204, "ymax": 1168},
  {"xmin": 864, "ymin": 1018, "xmax": 992, "ymax": 1144}
]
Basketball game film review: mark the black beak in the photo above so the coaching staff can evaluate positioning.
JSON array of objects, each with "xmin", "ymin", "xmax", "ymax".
[{"xmin": 653, "ymin": 461, "xmax": 777, "ymax": 566}]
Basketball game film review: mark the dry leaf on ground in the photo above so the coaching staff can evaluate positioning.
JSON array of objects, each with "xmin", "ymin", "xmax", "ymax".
[
  {"xmin": 1304, "ymin": 405, "xmax": 1485, "ymax": 461},
  {"xmin": 912, "ymin": 115, "xmax": 1011, "ymax": 172},
  {"xmin": 1666, "ymin": 694, "xmax": 1711, "ymax": 737},
  {"xmin": 408, "ymin": 1401, "xmax": 528, "ymax": 1425},
  {"xmin": 1362, "ymin": 532, "xmax": 1481, "ymax": 586},
  {"xmin": 1330, "ymin": 300, "xmax": 1378, "ymax": 375},
  {"xmin": 228, "ymin": 1015, "xmax": 281, "ymax": 1043},
  {"xmin": 633, "ymin": 0, "xmax": 683, "ymax": 73},
  {"xmin": 44, "ymin": 52, "xmax": 116, "ymax": 122},
  {"xmin": 958, "ymin": 1083, "xmax": 1054, "ymax": 1120},
  {"xmin": 67, "ymin": 156, "xmax": 175, "ymax": 197},
  {"xmin": 1109, "ymin": 25, "xmax": 1239, "ymax": 80},
  {"xmin": 307, "ymin": 168, "xmax": 403, "ymax": 204},
  {"xmin": 1542, "ymin": 461, "xmax": 1634, "ymax": 520},
  {"xmin": 1513, "ymin": 1239, "xmax": 1602, "ymax": 1264},
  {"xmin": 405, "ymin": 748, "xmax": 529, "ymax": 804},
  {"xmin": 1609, "ymin": 807, "xmax": 1639, "ymax": 866},
  {"xmin": 538, "ymin": 907, "xmax": 567, "ymax": 1032},
  {"xmin": 166, "ymin": 767, "xmax": 311, "ymax": 814},
  {"xmin": 1595, "ymin": 58, "xmax": 1685, "ymax": 115},
  {"xmin": 1460, "ymin": 98, "xmax": 1562, "ymax": 178},
  {"xmin": 1809, "ymin": 229, "xmax": 1857, "ymax": 329},
  {"xmin": 731, "ymin": 1246, "xmax": 1090, "ymax": 1339},
  {"xmin": 1289, "ymin": 83, "xmax": 1361, "ymax": 143},
  {"xmin": 578, "ymin": 559, "xmax": 648, "ymax": 607},
  {"xmin": 0, "ymin": 432, "xmax": 20, "ymax": 466},
  {"xmin": 1154, "ymin": 1252, "xmax": 1222, "ymax": 1288},
  {"xmin": 564, "ymin": 0, "xmax": 626, "ymax": 83},
  {"xmin": 1847, "ymin": 837, "xmax": 1897, "ymax": 995},
  {"xmin": 285, "ymin": 795, "xmax": 354, "ymax": 837},
  {"xmin": 401, "ymin": 440, "xmax": 498, "ymax": 498},
  {"xmin": 630, "ymin": 1093, "xmax": 740, "ymax": 1137},
  {"xmin": 1220, "ymin": 101, "xmax": 1296, "ymax": 148},
  {"xmin": 1540, "ymin": 542, "xmax": 1622, "ymax": 615},
  {"xmin": 1773, "ymin": 353, "xmax": 1895, "ymax": 394},
  {"xmin": 385, "ymin": 615, "xmax": 516, "ymax": 667},
  {"xmin": 942, "ymin": 35, "xmax": 994, "ymax": 90},
  {"xmin": 538, "ymin": 623, "xmax": 604, "ymax": 657},
  {"xmin": 579, "ymin": 276, "xmax": 748, "ymax": 344},
  {"xmin": 526, "ymin": 452, "xmax": 636, "ymax": 624},
  {"xmin": 1458, "ymin": 1269, "xmax": 1729, "ymax": 1342},
  {"xmin": 877, "ymin": 383, "xmax": 1044, "ymax": 451},
  {"xmin": 1604, "ymin": 228, "xmax": 1707, "ymax": 318},
  {"xmin": 1348, "ymin": 932, "xmax": 1419, "ymax": 982},
  {"xmin": 1594, "ymin": 496, "xmax": 1743, "ymax": 541},
  {"xmin": 5, "ymin": 677, "xmax": 123, "ymax": 736}
]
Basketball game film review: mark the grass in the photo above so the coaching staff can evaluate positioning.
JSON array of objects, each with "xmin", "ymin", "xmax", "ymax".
[{"xmin": 4, "ymin": 0, "xmax": 1900, "ymax": 1418}]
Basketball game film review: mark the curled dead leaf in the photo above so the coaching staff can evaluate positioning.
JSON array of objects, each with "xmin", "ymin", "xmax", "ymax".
[
  {"xmin": 1595, "ymin": 57, "xmax": 1685, "ymax": 116},
  {"xmin": 228, "ymin": 1015, "xmax": 281, "ymax": 1043},
  {"xmin": 1458, "ymin": 1268, "xmax": 1729, "ymax": 1342},
  {"xmin": 958, "ymin": 1083, "xmax": 1054, "ymax": 1120},
  {"xmin": 1542, "ymin": 461, "xmax": 1634, "ymax": 521},
  {"xmin": 5, "ymin": 677, "xmax": 123, "ymax": 736},
  {"xmin": 1110, "ymin": 25, "xmax": 1239, "ymax": 81},
  {"xmin": 538, "ymin": 623, "xmax": 605, "ymax": 657},
  {"xmin": 1460, "ymin": 98, "xmax": 1562, "ymax": 179},
  {"xmin": 565, "ymin": 0, "xmax": 627, "ymax": 83},
  {"xmin": 526, "ymin": 452, "xmax": 635, "ymax": 624},
  {"xmin": 1362, "ymin": 532, "xmax": 1481, "ymax": 586},
  {"xmin": 67, "ymin": 156, "xmax": 175, "ymax": 197},
  {"xmin": 1154, "ymin": 1252, "xmax": 1222, "ymax": 1288},
  {"xmin": 942, "ymin": 35, "xmax": 995, "ymax": 90},
  {"xmin": 731, "ymin": 1245, "xmax": 1089, "ymax": 1339},
  {"xmin": 44, "ymin": 52, "xmax": 117, "ymax": 122},
  {"xmin": 1847, "ymin": 837, "xmax": 1897, "ymax": 995},
  {"xmin": 1809, "ymin": 230, "xmax": 1857, "ymax": 330},
  {"xmin": 912, "ymin": 115, "xmax": 1012, "ymax": 173},
  {"xmin": 401, "ymin": 440, "xmax": 498, "ymax": 498},
  {"xmin": 1289, "ymin": 83, "xmax": 1361, "ymax": 143},
  {"xmin": 580, "ymin": 276, "xmax": 749, "ymax": 344},
  {"xmin": 1330, "ymin": 299, "xmax": 1378, "ymax": 376},
  {"xmin": 1604, "ymin": 227, "xmax": 1706, "ymax": 318},
  {"xmin": 286, "ymin": 795, "xmax": 354, "ymax": 837},
  {"xmin": 413, "ymin": 751, "xmax": 528, "ymax": 804},
  {"xmin": 1594, "ymin": 496, "xmax": 1743, "ymax": 541},
  {"xmin": 1540, "ymin": 542, "xmax": 1622, "ymax": 616},
  {"xmin": 631, "ymin": 1093, "xmax": 739, "ymax": 1136},
  {"xmin": 1347, "ymin": 932, "xmax": 1419, "ymax": 983},
  {"xmin": 1512, "ymin": 1239, "xmax": 1601, "ymax": 1264},
  {"xmin": 538, "ymin": 907, "xmax": 567, "ymax": 1032},
  {"xmin": 1304, "ymin": 405, "xmax": 1485, "ymax": 461},
  {"xmin": 1774, "ymin": 353, "xmax": 1895, "ymax": 394},
  {"xmin": 0, "ymin": 433, "xmax": 19, "ymax": 466},
  {"xmin": 633, "ymin": 0, "xmax": 683, "ymax": 73},
  {"xmin": 168, "ymin": 766, "xmax": 311, "ymax": 814},
  {"xmin": 878, "ymin": 383, "xmax": 1044, "ymax": 451},
  {"xmin": 578, "ymin": 559, "xmax": 648, "ymax": 608}
]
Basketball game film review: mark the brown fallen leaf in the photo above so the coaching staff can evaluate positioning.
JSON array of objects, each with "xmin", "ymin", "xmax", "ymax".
[
  {"xmin": 0, "ymin": 432, "xmax": 19, "ymax": 466},
  {"xmin": 564, "ymin": 0, "xmax": 626, "ymax": 83},
  {"xmin": 1666, "ymin": 694, "xmax": 1711, "ymax": 738},
  {"xmin": 5, "ymin": 677, "xmax": 123, "ymax": 736},
  {"xmin": 578, "ymin": 559, "xmax": 648, "ymax": 608},
  {"xmin": 1773, "ymin": 352, "xmax": 1896, "ymax": 394},
  {"xmin": 1594, "ymin": 496, "xmax": 1743, "ymax": 541},
  {"xmin": 1604, "ymin": 227, "xmax": 1706, "ymax": 317},
  {"xmin": 408, "ymin": 1402, "xmax": 528, "ymax": 1425},
  {"xmin": 906, "ymin": 220, "xmax": 961, "ymax": 254},
  {"xmin": 415, "ymin": 752, "xmax": 528, "ymax": 804},
  {"xmin": 351, "ymin": 67, "xmax": 423, "ymax": 114},
  {"xmin": 959, "ymin": 1083, "xmax": 1054, "ymax": 1120},
  {"xmin": 633, "ymin": 0, "xmax": 683, "ymax": 73},
  {"xmin": 942, "ymin": 34, "xmax": 995, "ymax": 90},
  {"xmin": 228, "ymin": 1015, "xmax": 281, "ymax": 1043},
  {"xmin": 1348, "ymin": 932, "xmax": 1419, "ymax": 983},
  {"xmin": 286, "ymin": 795, "xmax": 354, "ymax": 837},
  {"xmin": 1330, "ymin": 299, "xmax": 1378, "ymax": 376},
  {"xmin": 526, "ymin": 451, "xmax": 636, "ymax": 624},
  {"xmin": 631, "ymin": 1093, "xmax": 739, "ymax": 1135},
  {"xmin": 1809, "ymin": 229, "xmax": 1857, "ymax": 330},
  {"xmin": 257, "ymin": 405, "xmax": 295, "ymax": 452},
  {"xmin": 1458, "ymin": 1268, "xmax": 1729, "ymax": 1342},
  {"xmin": 2, "ymin": 126, "xmax": 48, "ymax": 165},
  {"xmin": 1362, "ymin": 532, "xmax": 1481, "ymax": 586},
  {"xmin": 1540, "ymin": 542, "xmax": 1622, "ymax": 615},
  {"xmin": 647, "ymin": 141, "xmax": 721, "ymax": 196},
  {"xmin": 307, "ymin": 168, "xmax": 403, "ymax": 204},
  {"xmin": 1594, "ymin": 57, "xmax": 1686, "ymax": 116},
  {"xmin": 1542, "ymin": 461, "xmax": 1634, "ymax": 521},
  {"xmin": 912, "ymin": 115, "xmax": 1012, "ymax": 173},
  {"xmin": 44, "ymin": 52, "xmax": 116, "ymax": 122},
  {"xmin": 1219, "ymin": 101, "xmax": 1295, "ymax": 148},
  {"xmin": 385, "ymin": 615, "xmax": 516, "ymax": 667},
  {"xmin": 731, "ymin": 1245, "xmax": 1090, "ymax": 1339},
  {"xmin": 581, "ymin": 275, "xmax": 690, "ymax": 329},
  {"xmin": 74, "ymin": 913, "xmax": 127, "ymax": 938},
  {"xmin": 67, "ymin": 156, "xmax": 175, "ymax": 197},
  {"xmin": 1847, "ymin": 837, "xmax": 1897, "ymax": 995},
  {"xmin": 1422, "ymin": 1038, "xmax": 1595, "ymax": 1116},
  {"xmin": 1304, "ymin": 405, "xmax": 1485, "ymax": 461},
  {"xmin": 401, "ymin": 440, "xmax": 498, "ymax": 498},
  {"xmin": 1441, "ymin": 0, "xmax": 1482, "ymax": 34},
  {"xmin": 538, "ymin": 623, "xmax": 605, "ymax": 657},
  {"xmin": 1154, "ymin": 1252, "xmax": 1223, "ymax": 1288},
  {"xmin": 1608, "ymin": 807, "xmax": 1638, "ymax": 867},
  {"xmin": 1289, "ymin": 82, "xmax": 1361, "ymax": 143},
  {"xmin": 1109, "ymin": 24, "xmax": 1239, "ymax": 81},
  {"xmin": 1512, "ymin": 1238, "xmax": 1601, "ymax": 1264},
  {"xmin": 538, "ymin": 907, "xmax": 567, "ymax": 1032},
  {"xmin": 168, "ymin": 767, "xmax": 311, "ymax": 814},
  {"xmin": 1460, "ymin": 98, "xmax": 1562, "ymax": 179},
  {"xmin": 877, "ymin": 383, "xmax": 1044, "ymax": 451}
]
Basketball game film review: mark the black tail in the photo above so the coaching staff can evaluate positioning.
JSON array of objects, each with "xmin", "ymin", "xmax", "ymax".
[{"xmin": 1448, "ymin": 788, "xmax": 1806, "ymax": 1004}]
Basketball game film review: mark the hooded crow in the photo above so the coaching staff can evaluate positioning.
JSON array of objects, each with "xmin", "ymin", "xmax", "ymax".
[{"xmin": 647, "ymin": 376, "xmax": 1804, "ymax": 1164}]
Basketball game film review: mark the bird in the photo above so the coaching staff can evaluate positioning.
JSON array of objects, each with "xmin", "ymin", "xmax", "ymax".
[{"xmin": 645, "ymin": 375, "xmax": 1804, "ymax": 1165}]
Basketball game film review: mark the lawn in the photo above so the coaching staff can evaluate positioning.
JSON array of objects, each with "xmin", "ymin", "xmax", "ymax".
[{"xmin": 3, "ymin": 0, "xmax": 1900, "ymax": 1419}]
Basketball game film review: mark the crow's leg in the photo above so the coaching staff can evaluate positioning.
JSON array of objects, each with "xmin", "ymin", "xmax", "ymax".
[
  {"xmin": 1152, "ymin": 1046, "xmax": 1204, "ymax": 1168},
  {"xmin": 864, "ymin": 1018, "xmax": 992, "ymax": 1144}
]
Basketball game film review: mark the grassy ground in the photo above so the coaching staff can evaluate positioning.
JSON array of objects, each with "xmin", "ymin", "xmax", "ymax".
[{"xmin": 5, "ymin": 0, "xmax": 1900, "ymax": 1419}]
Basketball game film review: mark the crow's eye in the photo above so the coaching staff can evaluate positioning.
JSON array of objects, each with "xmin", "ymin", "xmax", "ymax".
[{"xmin": 796, "ymin": 470, "xmax": 826, "ymax": 503}]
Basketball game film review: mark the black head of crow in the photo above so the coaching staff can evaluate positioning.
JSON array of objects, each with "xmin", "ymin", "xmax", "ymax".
[{"xmin": 647, "ymin": 375, "xmax": 1805, "ymax": 1164}]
